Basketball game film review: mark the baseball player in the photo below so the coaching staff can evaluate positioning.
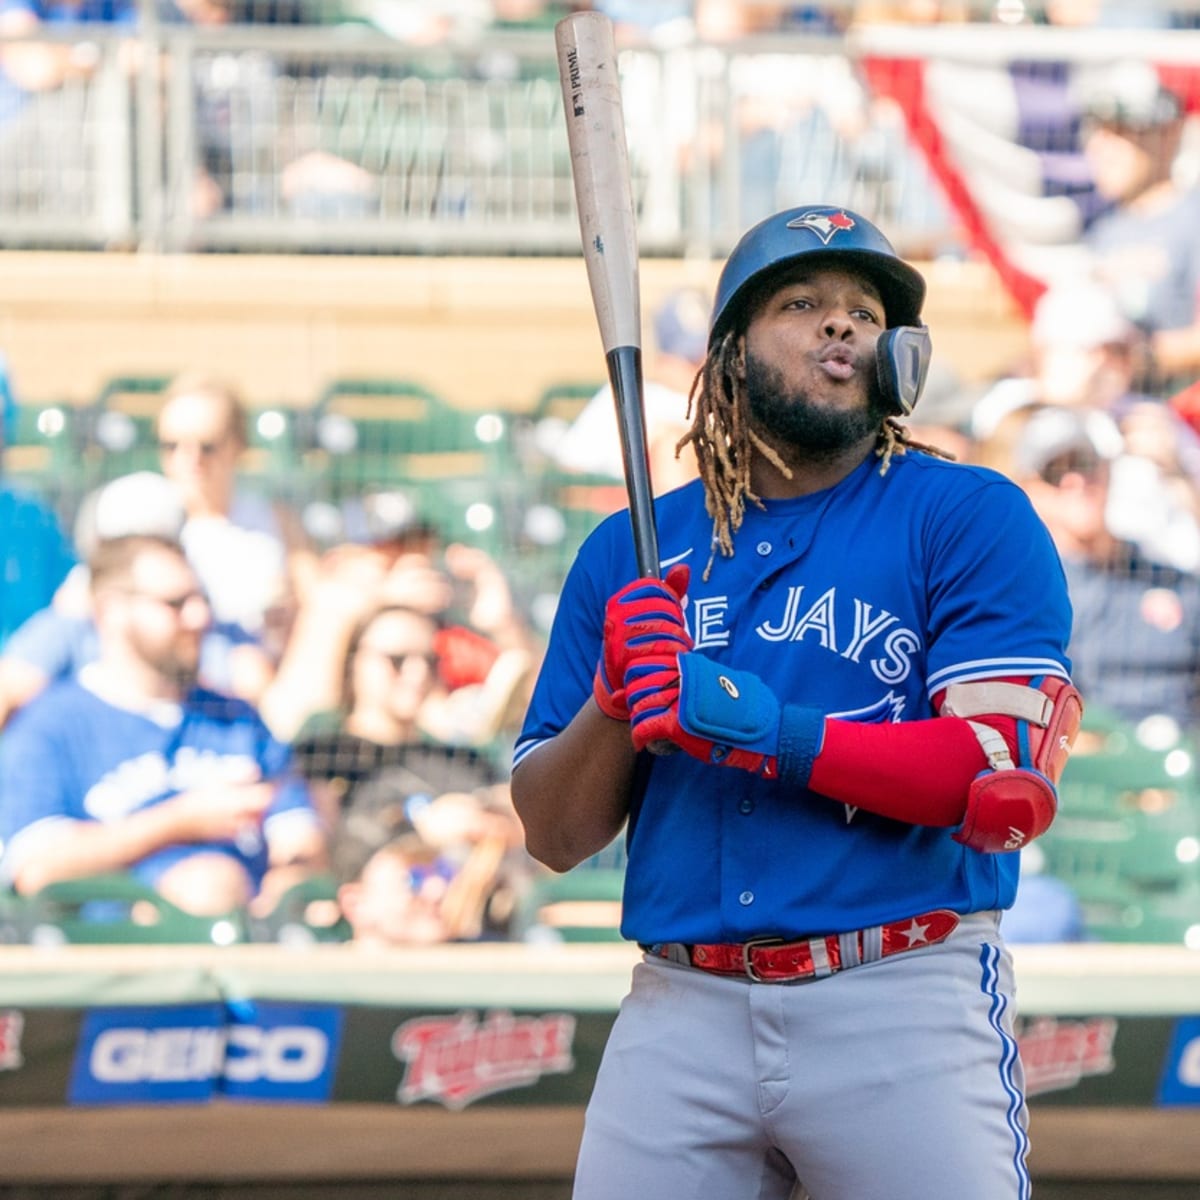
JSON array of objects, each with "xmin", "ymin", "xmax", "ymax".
[{"xmin": 511, "ymin": 205, "xmax": 1082, "ymax": 1200}]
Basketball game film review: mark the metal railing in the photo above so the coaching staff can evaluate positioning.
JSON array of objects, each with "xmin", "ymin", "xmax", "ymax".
[
  {"xmin": 1, "ymin": 19, "xmax": 965, "ymax": 257},
  {"xmin": 3, "ymin": 15, "xmax": 1200, "ymax": 258}
]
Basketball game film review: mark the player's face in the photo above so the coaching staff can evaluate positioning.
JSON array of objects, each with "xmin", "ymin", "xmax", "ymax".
[
  {"xmin": 741, "ymin": 266, "xmax": 890, "ymax": 456},
  {"xmin": 116, "ymin": 548, "xmax": 211, "ymax": 686}
]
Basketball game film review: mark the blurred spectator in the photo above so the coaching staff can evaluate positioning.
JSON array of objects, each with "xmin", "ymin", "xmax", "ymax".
[
  {"xmin": 290, "ymin": 601, "xmax": 503, "ymax": 829},
  {"xmin": 0, "ymin": 0, "xmax": 136, "ymax": 219},
  {"xmin": 0, "ymin": 418, "xmax": 75, "ymax": 648},
  {"xmin": 973, "ymin": 281, "xmax": 1200, "ymax": 571},
  {"xmin": 0, "ymin": 507, "xmax": 74, "ymax": 650},
  {"xmin": 330, "ymin": 782, "xmax": 529, "ymax": 945},
  {"xmin": 0, "ymin": 471, "xmax": 275, "ymax": 728},
  {"xmin": 163, "ymin": 0, "xmax": 277, "ymax": 222},
  {"xmin": 1012, "ymin": 404, "xmax": 1200, "ymax": 740},
  {"xmin": 265, "ymin": 519, "xmax": 537, "ymax": 746},
  {"xmin": 154, "ymin": 372, "xmax": 314, "ymax": 637},
  {"xmin": 333, "ymin": 818, "xmax": 456, "ymax": 947},
  {"xmin": 0, "ymin": 534, "xmax": 326, "ymax": 916},
  {"xmin": 597, "ymin": 1, "xmax": 691, "ymax": 42},
  {"xmin": 548, "ymin": 286, "xmax": 707, "ymax": 492},
  {"xmin": 1078, "ymin": 61, "xmax": 1200, "ymax": 392},
  {"xmin": 692, "ymin": 0, "xmax": 865, "ymax": 231},
  {"xmin": 897, "ymin": 360, "xmax": 978, "ymax": 464}
]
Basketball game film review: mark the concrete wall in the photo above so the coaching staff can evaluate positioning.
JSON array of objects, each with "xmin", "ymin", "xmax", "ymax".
[{"xmin": 0, "ymin": 253, "xmax": 1030, "ymax": 414}]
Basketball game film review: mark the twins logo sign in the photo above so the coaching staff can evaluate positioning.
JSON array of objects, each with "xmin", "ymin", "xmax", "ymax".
[{"xmin": 393, "ymin": 1009, "xmax": 576, "ymax": 1109}]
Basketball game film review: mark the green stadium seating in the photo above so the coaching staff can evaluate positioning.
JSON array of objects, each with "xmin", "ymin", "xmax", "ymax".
[
  {"xmin": 532, "ymin": 380, "xmax": 603, "ymax": 425},
  {"xmin": 84, "ymin": 375, "xmax": 173, "ymax": 482},
  {"xmin": 247, "ymin": 874, "xmax": 351, "ymax": 945},
  {"xmin": 3, "ymin": 400, "xmax": 85, "ymax": 516},
  {"xmin": 25, "ymin": 874, "xmax": 247, "ymax": 945},
  {"xmin": 515, "ymin": 867, "xmax": 626, "ymax": 944},
  {"xmin": 79, "ymin": 374, "xmax": 306, "ymax": 503},
  {"xmin": 0, "ymin": 888, "xmax": 36, "ymax": 945},
  {"xmin": 302, "ymin": 377, "xmax": 524, "ymax": 553},
  {"xmin": 1041, "ymin": 707, "xmax": 1200, "ymax": 945}
]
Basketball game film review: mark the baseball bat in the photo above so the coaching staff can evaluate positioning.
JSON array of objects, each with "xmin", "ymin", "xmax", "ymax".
[{"xmin": 555, "ymin": 11, "xmax": 660, "ymax": 580}]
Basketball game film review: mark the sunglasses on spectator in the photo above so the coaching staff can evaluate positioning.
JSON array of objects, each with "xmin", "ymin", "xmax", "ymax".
[
  {"xmin": 404, "ymin": 860, "xmax": 457, "ymax": 893},
  {"xmin": 360, "ymin": 644, "xmax": 438, "ymax": 671},
  {"xmin": 158, "ymin": 437, "xmax": 227, "ymax": 457},
  {"xmin": 1039, "ymin": 452, "xmax": 1106, "ymax": 488},
  {"xmin": 118, "ymin": 588, "xmax": 209, "ymax": 613}
]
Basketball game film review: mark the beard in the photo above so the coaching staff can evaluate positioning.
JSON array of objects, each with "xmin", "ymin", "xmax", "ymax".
[
  {"xmin": 745, "ymin": 347, "xmax": 889, "ymax": 458},
  {"xmin": 130, "ymin": 629, "xmax": 202, "ymax": 689}
]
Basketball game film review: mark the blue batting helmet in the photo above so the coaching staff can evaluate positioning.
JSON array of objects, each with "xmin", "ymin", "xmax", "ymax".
[{"xmin": 709, "ymin": 206, "xmax": 927, "ymax": 346}]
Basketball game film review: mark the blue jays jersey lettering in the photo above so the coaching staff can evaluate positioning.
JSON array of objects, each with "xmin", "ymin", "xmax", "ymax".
[
  {"xmin": 515, "ymin": 450, "xmax": 1072, "ymax": 944},
  {"xmin": 0, "ymin": 678, "xmax": 318, "ymax": 891}
]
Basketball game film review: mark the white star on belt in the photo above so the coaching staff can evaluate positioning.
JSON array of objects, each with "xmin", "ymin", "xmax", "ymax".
[{"xmin": 898, "ymin": 919, "xmax": 930, "ymax": 946}]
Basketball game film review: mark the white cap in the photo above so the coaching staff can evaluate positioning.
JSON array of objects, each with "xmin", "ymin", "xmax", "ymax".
[
  {"xmin": 75, "ymin": 472, "xmax": 187, "ymax": 558},
  {"xmin": 1013, "ymin": 406, "xmax": 1124, "ymax": 479},
  {"xmin": 1032, "ymin": 283, "xmax": 1136, "ymax": 350}
]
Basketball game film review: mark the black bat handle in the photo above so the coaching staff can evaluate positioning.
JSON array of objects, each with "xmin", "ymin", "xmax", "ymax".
[{"xmin": 606, "ymin": 344, "xmax": 660, "ymax": 579}]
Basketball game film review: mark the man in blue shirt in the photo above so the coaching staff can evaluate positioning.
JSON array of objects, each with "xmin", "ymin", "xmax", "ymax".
[{"xmin": 0, "ymin": 534, "xmax": 325, "ymax": 916}]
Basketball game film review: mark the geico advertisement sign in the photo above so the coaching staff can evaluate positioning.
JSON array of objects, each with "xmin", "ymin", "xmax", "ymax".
[
  {"xmin": 68, "ymin": 1003, "xmax": 343, "ymax": 1104},
  {"xmin": 1161, "ymin": 1017, "xmax": 1200, "ymax": 1106}
]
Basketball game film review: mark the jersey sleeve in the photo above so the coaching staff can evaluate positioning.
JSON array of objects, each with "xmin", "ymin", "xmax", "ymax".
[
  {"xmin": 923, "ymin": 476, "xmax": 1073, "ymax": 699},
  {"xmin": 512, "ymin": 522, "xmax": 619, "ymax": 770},
  {"xmin": 0, "ymin": 697, "xmax": 80, "ymax": 881}
]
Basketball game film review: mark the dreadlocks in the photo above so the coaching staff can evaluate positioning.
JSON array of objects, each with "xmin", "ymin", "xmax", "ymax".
[{"xmin": 677, "ymin": 332, "xmax": 955, "ymax": 582}]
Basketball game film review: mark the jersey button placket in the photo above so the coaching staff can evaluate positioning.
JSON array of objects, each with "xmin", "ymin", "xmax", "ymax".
[{"xmin": 739, "ymin": 890, "xmax": 754, "ymax": 906}]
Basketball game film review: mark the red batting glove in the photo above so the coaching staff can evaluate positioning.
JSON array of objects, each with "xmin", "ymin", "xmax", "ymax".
[{"xmin": 593, "ymin": 564, "xmax": 691, "ymax": 721}]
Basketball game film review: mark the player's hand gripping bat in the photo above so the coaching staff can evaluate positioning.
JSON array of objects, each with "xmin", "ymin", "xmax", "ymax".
[{"xmin": 555, "ymin": 11, "xmax": 660, "ymax": 580}]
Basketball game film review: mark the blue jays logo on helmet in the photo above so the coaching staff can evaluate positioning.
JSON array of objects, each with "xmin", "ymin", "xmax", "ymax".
[
  {"xmin": 708, "ymin": 205, "xmax": 927, "ymax": 346},
  {"xmin": 786, "ymin": 209, "xmax": 857, "ymax": 244}
]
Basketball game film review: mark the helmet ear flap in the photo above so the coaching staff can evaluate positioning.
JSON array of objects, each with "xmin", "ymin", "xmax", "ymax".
[{"xmin": 875, "ymin": 325, "xmax": 931, "ymax": 416}]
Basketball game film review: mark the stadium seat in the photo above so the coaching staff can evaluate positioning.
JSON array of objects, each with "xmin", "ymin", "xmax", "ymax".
[
  {"xmin": 300, "ymin": 377, "xmax": 523, "ymax": 552},
  {"xmin": 1041, "ymin": 708, "xmax": 1200, "ymax": 945},
  {"xmin": 3, "ymin": 400, "xmax": 85, "ymax": 514},
  {"xmin": 532, "ymin": 380, "xmax": 603, "ymax": 425},
  {"xmin": 25, "ymin": 874, "xmax": 247, "ymax": 945},
  {"xmin": 81, "ymin": 374, "xmax": 304, "ymax": 501},
  {"xmin": 247, "ymin": 874, "xmax": 351, "ymax": 945},
  {"xmin": 515, "ymin": 867, "xmax": 626, "ymax": 944},
  {"xmin": 82, "ymin": 375, "xmax": 173, "ymax": 482},
  {"xmin": 0, "ymin": 888, "xmax": 36, "ymax": 945}
]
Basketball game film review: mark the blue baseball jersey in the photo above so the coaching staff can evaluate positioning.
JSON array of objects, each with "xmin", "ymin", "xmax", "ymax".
[
  {"xmin": 0, "ymin": 677, "xmax": 320, "ymax": 892},
  {"xmin": 515, "ymin": 451, "xmax": 1074, "ymax": 944}
]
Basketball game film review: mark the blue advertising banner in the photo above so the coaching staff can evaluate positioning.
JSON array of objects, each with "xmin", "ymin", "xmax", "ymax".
[{"xmin": 68, "ymin": 1002, "xmax": 343, "ymax": 1105}]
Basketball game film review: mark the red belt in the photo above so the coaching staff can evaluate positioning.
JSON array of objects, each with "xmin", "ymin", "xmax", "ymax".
[{"xmin": 645, "ymin": 909, "xmax": 961, "ymax": 983}]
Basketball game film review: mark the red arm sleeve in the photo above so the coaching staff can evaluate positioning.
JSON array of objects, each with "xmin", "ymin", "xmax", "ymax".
[{"xmin": 806, "ymin": 701, "xmax": 1021, "ymax": 828}]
